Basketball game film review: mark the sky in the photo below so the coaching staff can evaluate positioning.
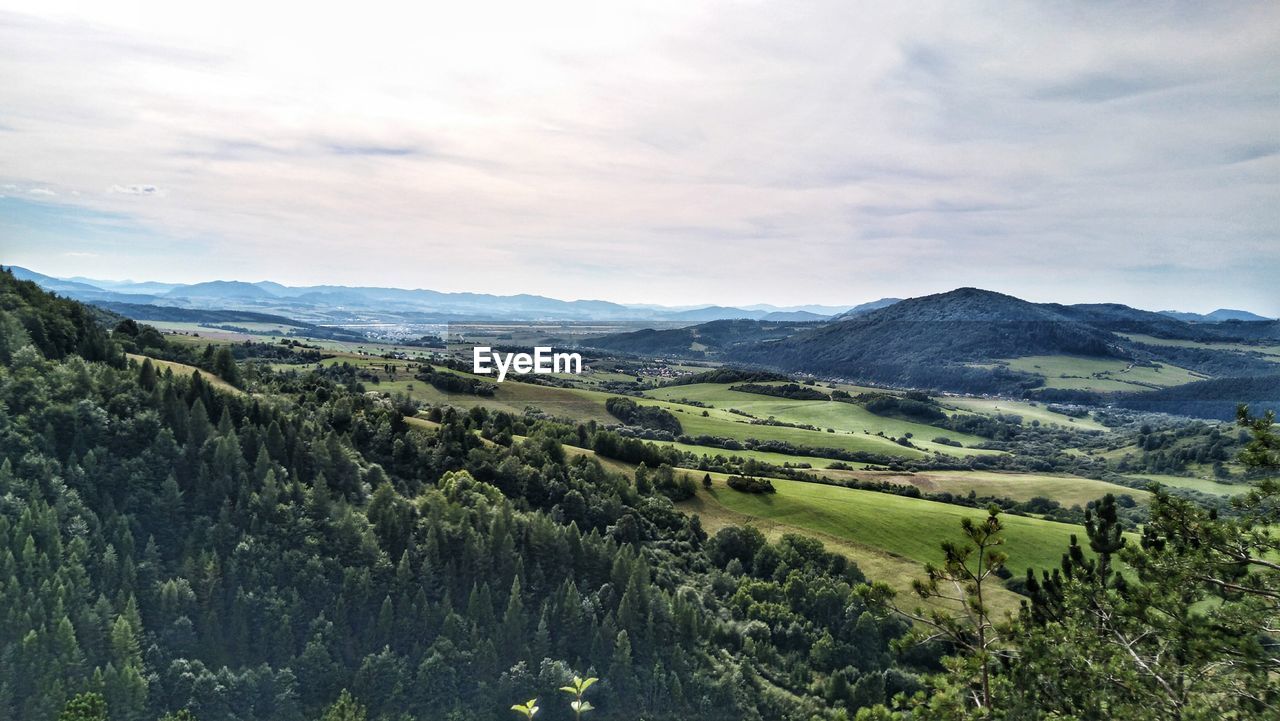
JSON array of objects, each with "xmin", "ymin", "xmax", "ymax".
[{"xmin": 1, "ymin": 1, "xmax": 1278, "ymax": 314}]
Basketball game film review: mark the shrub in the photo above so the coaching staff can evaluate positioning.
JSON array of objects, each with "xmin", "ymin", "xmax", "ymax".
[{"xmin": 727, "ymin": 475, "xmax": 776, "ymax": 494}]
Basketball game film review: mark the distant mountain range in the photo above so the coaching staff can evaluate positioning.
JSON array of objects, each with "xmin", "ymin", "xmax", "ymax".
[
  {"xmin": 833, "ymin": 297, "xmax": 905, "ymax": 319},
  {"xmin": 6, "ymin": 266, "xmax": 858, "ymax": 324},
  {"xmin": 10, "ymin": 264, "xmax": 1276, "ymax": 417},
  {"xmin": 586, "ymin": 287, "xmax": 1280, "ymax": 400},
  {"xmin": 1158, "ymin": 308, "xmax": 1274, "ymax": 322},
  {"xmin": 14, "ymin": 265, "xmax": 1272, "ymax": 329}
]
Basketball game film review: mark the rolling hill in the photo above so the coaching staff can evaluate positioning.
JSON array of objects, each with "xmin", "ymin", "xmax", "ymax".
[
  {"xmin": 585, "ymin": 318, "xmax": 810, "ymax": 357},
  {"xmin": 832, "ymin": 297, "xmax": 903, "ymax": 319},
  {"xmin": 593, "ymin": 288, "xmax": 1128, "ymax": 393},
  {"xmin": 588, "ymin": 288, "xmax": 1279, "ymax": 402},
  {"xmin": 6, "ymin": 265, "xmax": 852, "ymax": 323},
  {"xmin": 1160, "ymin": 308, "xmax": 1274, "ymax": 322}
]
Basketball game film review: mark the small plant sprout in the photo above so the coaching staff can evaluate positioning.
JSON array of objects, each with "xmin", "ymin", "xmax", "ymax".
[
  {"xmin": 511, "ymin": 697, "xmax": 539, "ymax": 719},
  {"xmin": 559, "ymin": 676, "xmax": 597, "ymax": 720}
]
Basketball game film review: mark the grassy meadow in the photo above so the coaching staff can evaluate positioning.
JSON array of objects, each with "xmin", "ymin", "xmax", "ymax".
[
  {"xmin": 680, "ymin": 473, "xmax": 1103, "ymax": 616},
  {"xmin": 807, "ymin": 469, "xmax": 1147, "ymax": 506},
  {"xmin": 146, "ymin": 331, "xmax": 1169, "ymax": 624},
  {"xmin": 999, "ymin": 355, "xmax": 1206, "ymax": 392},
  {"xmin": 125, "ymin": 353, "xmax": 242, "ymax": 395},
  {"xmin": 1118, "ymin": 333, "xmax": 1280, "ymax": 361},
  {"xmin": 942, "ymin": 396, "xmax": 1110, "ymax": 431},
  {"xmin": 1120, "ymin": 473, "xmax": 1250, "ymax": 497}
]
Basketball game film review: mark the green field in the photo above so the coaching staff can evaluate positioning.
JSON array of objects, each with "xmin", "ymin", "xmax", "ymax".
[
  {"xmin": 643, "ymin": 382, "xmax": 996, "ymax": 456},
  {"xmin": 152, "ymin": 320, "xmax": 306, "ymax": 335},
  {"xmin": 483, "ymin": 437, "xmax": 1105, "ymax": 607},
  {"xmin": 683, "ymin": 474, "xmax": 1099, "ymax": 616},
  {"xmin": 1119, "ymin": 334, "xmax": 1280, "ymax": 361},
  {"xmin": 1000, "ymin": 355, "xmax": 1207, "ymax": 392},
  {"xmin": 126, "ymin": 353, "xmax": 242, "ymax": 395},
  {"xmin": 164, "ymin": 330, "xmax": 447, "ymax": 360},
  {"xmin": 1121, "ymin": 473, "xmax": 1250, "ymax": 497},
  {"xmin": 806, "ymin": 469, "xmax": 1147, "ymax": 506},
  {"xmin": 341, "ymin": 364, "xmax": 976, "ymax": 460},
  {"xmin": 384, "ymin": 375, "xmax": 619, "ymax": 424},
  {"xmin": 647, "ymin": 443, "xmax": 1138, "ymax": 508},
  {"xmin": 656, "ymin": 441, "xmax": 855, "ymax": 469},
  {"xmin": 704, "ymin": 476, "xmax": 1084, "ymax": 570},
  {"xmin": 942, "ymin": 396, "xmax": 1110, "ymax": 432},
  {"xmin": 296, "ymin": 356, "xmax": 1020, "ymax": 461}
]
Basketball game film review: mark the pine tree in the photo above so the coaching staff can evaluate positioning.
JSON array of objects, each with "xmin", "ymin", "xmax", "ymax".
[
  {"xmin": 501, "ymin": 576, "xmax": 526, "ymax": 659},
  {"xmin": 137, "ymin": 358, "xmax": 157, "ymax": 391},
  {"xmin": 319, "ymin": 690, "xmax": 367, "ymax": 721},
  {"xmin": 899, "ymin": 507, "xmax": 1006, "ymax": 717},
  {"xmin": 57, "ymin": 692, "xmax": 107, "ymax": 721}
]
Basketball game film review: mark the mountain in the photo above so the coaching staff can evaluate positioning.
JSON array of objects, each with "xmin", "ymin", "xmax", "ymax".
[
  {"xmin": 589, "ymin": 287, "xmax": 1122, "ymax": 388},
  {"xmin": 588, "ymin": 288, "xmax": 1265, "ymax": 395},
  {"xmin": 1052, "ymin": 302, "xmax": 1214, "ymax": 340},
  {"xmin": 761, "ymin": 310, "xmax": 829, "ymax": 321},
  {"xmin": 661, "ymin": 306, "xmax": 831, "ymax": 321},
  {"xmin": 1159, "ymin": 308, "xmax": 1273, "ymax": 322},
  {"xmin": 1113, "ymin": 374, "xmax": 1280, "ymax": 420},
  {"xmin": 666, "ymin": 306, "xmax": 766, "ymax": 321},
  {"xmin": 739, "ymin": 303, "xmax": 852, "ymax": 315},
  {"xmin": 65, "ymin": 276, "xmax": 184, "ymax": 294},
  {"xmin": 585, "ymin": 318, "xmax": 811, "ymax": 357},
  {"xmin": 662, "ymin": 306, "xmax": 831, "ymax": 321},
  {"xmin": 1159, "ymin": 310, "xmax": 1203, "ymax": 322},
  {"xmin": 832, "ymin": 297, "xmax": 902, "ymax": 319},
  {"xmin": 6, "ymin": 266, "xmax": 168, "ymax": 304},
  {"xmin": 252, "ymin": 280, "xmax": 293, "ymax": 296},
  {"xmin": 165, "ymin": 280, "xmax": 280, "ymax": 300},
  {"xmin": 8, "ymin": 265, "xmax": 109, "ymax": 294},
  {"xmin": 1206, "ymin": 308, "xmax": 1272, "ymax": 321},
  {"xmin": 590, "ymin": 288, "xmax": 1280, "ymax": 396},
  {"xmin": 728, "ymin": 288, "xmax": 1123, "ymax": 391},
  {"xmin": 10, "ymin": 266, "xmax": 863, "ymax": 323}
]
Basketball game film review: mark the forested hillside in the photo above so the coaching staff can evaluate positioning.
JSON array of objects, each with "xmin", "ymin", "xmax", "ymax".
[
  {"xmin": 1115, "ymin": 375, "xmax": 1280, "ymax": 419},
  {"xmin": 723, "ymin": 289, "xmax": 1122, "ymax": 394},
  {"xmin": 0, "ymin": 269, "xmax": 924, "ymax": 720},
  {"xmin": 590, "ymin": 288, "xmax": 1279, "ymax": 401}
]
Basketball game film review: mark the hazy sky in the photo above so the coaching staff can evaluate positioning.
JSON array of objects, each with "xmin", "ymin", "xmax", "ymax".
[{"xmin": 1, "ymin": 1, "xmax": 1278, "ymax": 313}]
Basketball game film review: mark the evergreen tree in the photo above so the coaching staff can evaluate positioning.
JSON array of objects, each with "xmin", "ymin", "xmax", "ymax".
[
  {"xmin": 318, "ymin": 690, "xmax": 366, "ymax": 721},
  {"xmin": 56, "ymin": 693, "xmax": 107, "ymax": 721}
]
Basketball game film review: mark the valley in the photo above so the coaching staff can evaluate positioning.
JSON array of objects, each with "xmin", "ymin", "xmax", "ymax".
[
  {"xmin": 4, "ymin": 267, "xmax": 1276, "ymax": 720},
  {"xmin": 132, "ymin": 316, "xmax": 1266, "ymax": 610}
]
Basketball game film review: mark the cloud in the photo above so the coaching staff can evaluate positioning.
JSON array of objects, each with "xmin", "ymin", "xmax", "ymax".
[
  {"xmin": 324, "ymin": 144, "xmax": 420, "ymax": 158},
  {"xmin": 28, "ymin": 187, "xmax": 55, "ymax": 196},
  {"xmin": 0, "ymin": 2, "xmax": 1277, "ymax": 314},
  {"xmin": 111, "ymin": 184, "xmax": 164, "ymax": 195}
]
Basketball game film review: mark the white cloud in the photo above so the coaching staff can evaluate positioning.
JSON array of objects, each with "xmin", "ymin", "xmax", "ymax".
[
  {"xmin": 28, "ymin": 187, "xmax": 56, "ymax": 196},
  {"xmin": 0, "ymin": 1, "xmax": 1277, "ymax": 313},
  {"xmin": 111, "ymin": 184, "xmax": 164, "ymax": 195}
]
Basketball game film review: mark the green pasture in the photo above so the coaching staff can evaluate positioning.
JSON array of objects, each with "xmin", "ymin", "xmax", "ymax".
[
  {"xmin": 1001, "ymin": 355, "xmax": 1206, "ymax": 392},
  {"xmin": 643, "ymin": 382, "xmax": 995, "ymax": 456},
  {"xmin": 942, "ymin": 396, "xmax": 1110, "ymax": 431}
]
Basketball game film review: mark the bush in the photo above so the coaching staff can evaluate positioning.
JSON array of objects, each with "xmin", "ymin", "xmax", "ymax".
[
  {"xmin": 727, "ymin": 475, "xmax": 776, "ymax": 494},
  {"xmin": 729, "ymin": 382, "xmax": 827, "ymax": 400},
  {"xmin": 605, "ymin": 396, "xmax": 683, "ymax": 434},
  {"xmin": 864, "ymin": 395, "xmax": 946, "ymax": 423}
]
